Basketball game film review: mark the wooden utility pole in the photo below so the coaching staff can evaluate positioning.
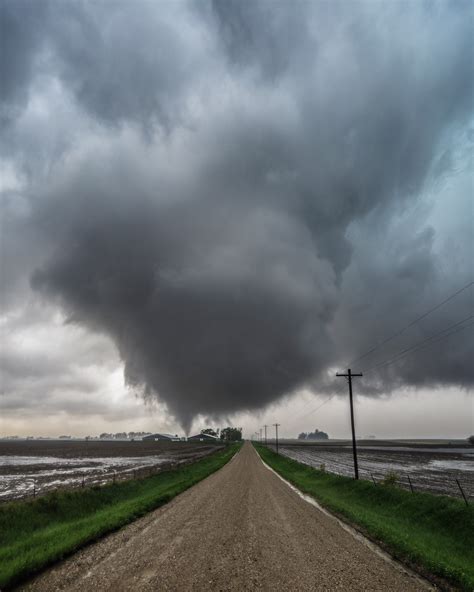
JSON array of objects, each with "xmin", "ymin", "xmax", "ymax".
[
  {"xmin": 336, "ymin": 369, "xmax": 363, "ymax": 479},
  {"xmin": 273, "ymin": 423, "xmax": 280, "ymax": 454},
  {"xmin": 263, "ymin": 425, "xmax": 268, "ymax": 446}
]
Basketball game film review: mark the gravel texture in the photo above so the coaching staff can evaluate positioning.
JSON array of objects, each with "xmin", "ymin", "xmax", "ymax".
[{"xmin": 21, "ymin": 442, "xmax": 432, "ymax": 591}]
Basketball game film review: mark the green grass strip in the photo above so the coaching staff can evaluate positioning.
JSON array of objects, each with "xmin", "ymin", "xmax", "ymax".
[
  {"xmin": 254, "ymin": 444, "xmax": 473, "ymax": 591},
  {"xmin": 0, "ymin": 444, "xmax": 241, "ymax": 590}
]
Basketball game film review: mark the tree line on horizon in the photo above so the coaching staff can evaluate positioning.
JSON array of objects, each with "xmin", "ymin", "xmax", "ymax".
[{"xmin": 298, "ymin": 429, "xmax": 329, "ymax": 441}]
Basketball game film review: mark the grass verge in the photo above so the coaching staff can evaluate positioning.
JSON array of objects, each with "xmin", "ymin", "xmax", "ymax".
[
  {"xmin": 255, "ymin": 444, "xmax": 473, "ymax": 591},
  {"xmin": 0, "ymin": 443, "xmax": 241, "ymax": 590}
]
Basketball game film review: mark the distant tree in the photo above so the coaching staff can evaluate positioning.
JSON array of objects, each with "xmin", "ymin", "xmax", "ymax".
[
  {"xmin": 220, "ymin": 427, "xmax": 242, "ymax": 442},
  {"xmin": 298, "ymin": 432, "xmax": 307, "ymax": 440},
  {"xmin": 201, "ymin": 428, "xmax": 218, "ymax": 437},
  {"xmin": 468, "ymin": 435, "xmax": 474, "ymax": 445},
  {"xmin": 304, "ymin": 429, "xmax": 329, "ymax": 440}
]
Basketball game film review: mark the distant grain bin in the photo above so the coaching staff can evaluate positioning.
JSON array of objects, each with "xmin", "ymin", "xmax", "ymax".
[{"xmin": 142, "ymin": 433, "xmax": 180, "ymax": 442}]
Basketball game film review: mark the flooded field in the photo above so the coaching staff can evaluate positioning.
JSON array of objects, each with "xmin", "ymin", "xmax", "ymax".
[
  {"xmin": 0, "ymin": 440, "xmax": 223, "ymax": 501},
  {"xmin": 275, "ymin": 441, "xmax": 474, "ymax": 501}
]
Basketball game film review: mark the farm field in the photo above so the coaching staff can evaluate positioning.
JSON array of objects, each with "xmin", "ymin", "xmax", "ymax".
[
  {"xmin": 273, "ymin": 440, "xmax": 474, "ymax": 501},
  {"xmin": 0, "ymin": 440, "xmax": 222, "ymax": 501}
]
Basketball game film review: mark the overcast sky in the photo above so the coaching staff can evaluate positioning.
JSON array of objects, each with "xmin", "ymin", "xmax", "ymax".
[{"xmin": 0, "ymin": 0, "xmax": 472, "ymax": 439}]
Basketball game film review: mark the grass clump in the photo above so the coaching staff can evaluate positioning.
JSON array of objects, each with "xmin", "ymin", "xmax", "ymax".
[
  {"xmin": 255, "ymin": 444, "xmax": 473, "ymax": 591},
  {"xmin": 0, "ymin": 444, "xmax": 240, "ymax": 590},
  {"xmin": 381, "ymin": 470, "xmax": 399, "ymax": 486}
]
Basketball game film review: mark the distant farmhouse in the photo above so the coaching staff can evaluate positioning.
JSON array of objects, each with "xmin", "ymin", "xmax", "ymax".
[
  {"xmin": 142, "ymin": 433, "xmax": 181, "ymax": 442},
  {"xmin": 188, "ymin": 433, "xmax": 220, "ymax": 442}
]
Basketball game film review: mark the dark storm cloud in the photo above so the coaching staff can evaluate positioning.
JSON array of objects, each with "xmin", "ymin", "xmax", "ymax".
[
  {"xmin": 1, "ymin": 0, "xmax": 205, "ymax": 129},
  {"xmin": 1, "ymin": 0, "xmax": 473, "ymax": 429},
  {"xmin": 211, "ymin": 0, "xmax": 312, "ymax": 79},
  {"xmin": 47, "ymin": 1, "xmax": 204, "ymax": 127},
  {"xmin": 332, "ymin": 212, "xmax": 474, "ymax": 392},
  {"xmin": 0, "ymin": 0, "xmax": 48, "ymax": 124}
]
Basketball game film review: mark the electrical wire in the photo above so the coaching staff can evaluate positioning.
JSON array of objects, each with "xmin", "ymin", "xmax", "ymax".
[
  {"xmin": 348, "ymin": 280, "xmax": 473, "ymax": 367},
  {"xmin": 365, "ymin": 315, "xmax": 474, "ymax": 373},
  {"xmin": 297, "ymin": 393, "xmax": 337, "ymax": 419}
]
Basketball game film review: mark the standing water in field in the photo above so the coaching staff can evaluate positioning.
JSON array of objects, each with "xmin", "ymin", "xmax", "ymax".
[{"xmin": 0, "ymin": 441, "xmax": 221, "ymax": 501}]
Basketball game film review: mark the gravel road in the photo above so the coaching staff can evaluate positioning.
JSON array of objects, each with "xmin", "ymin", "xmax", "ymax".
[{"xmin": 21, "ymin": 442, "xmax": 432, "ymax": 591}]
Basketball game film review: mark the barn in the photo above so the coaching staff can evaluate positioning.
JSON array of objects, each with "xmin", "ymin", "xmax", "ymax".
[
  {"xmin": 187, "ymin": 433, "xmax": 220, "ymax": 443},
  {"xmin": 142, "ymin": 433, "xmax": 180, "ymax": 442}
]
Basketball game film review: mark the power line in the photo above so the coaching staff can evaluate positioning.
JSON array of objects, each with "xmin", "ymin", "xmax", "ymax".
[
  {"xmin": 307, "ymin": 393, "xmax": 337, "ymax": 414},
  {"xmin": 295, "ymin": 388, "xmax": 342, "ymax": 420},
  {"xmin": 365, "ymin": 315, "xmax": 474, "ymax": 373},
  {"xmin": 348, "ymin": 280, "xmax": 473, "ymax": 367}
]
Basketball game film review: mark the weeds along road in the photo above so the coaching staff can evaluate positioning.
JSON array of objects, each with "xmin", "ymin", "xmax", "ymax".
[{"xmin": 22, "ymin": 442, "xmax": 431, "ymax": 592}]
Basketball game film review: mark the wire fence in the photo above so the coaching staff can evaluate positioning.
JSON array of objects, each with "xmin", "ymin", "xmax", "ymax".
[
  {"xmin": 0, "ymin": 447, "xmax": 225, "ymax": 503},
  {"xmin": 0, "ymin": 462, "xmax": 177, "ymax": 503},
  {"xmin": 264, "ymin": 444, "xmax": 473, "ymax": 505}
]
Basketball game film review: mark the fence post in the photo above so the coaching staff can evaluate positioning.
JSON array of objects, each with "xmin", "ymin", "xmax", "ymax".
[
  {"xmin": 33, "ymin": 480, "xmax": 36, "ymax": 498},
  {"xmin": 82, "ymin": 475, "xmax": 85, "ymax": 488},
  {"xmin": 371, "ymin": 474, "xmax": 377, "ymax": 486},
  {"xmin": 455, "ymin": 478, "xmax": 469, "ymax": 506},
  {"xmin": 407, "ymin": 474, "xmax": 415, "ymax": 493}
]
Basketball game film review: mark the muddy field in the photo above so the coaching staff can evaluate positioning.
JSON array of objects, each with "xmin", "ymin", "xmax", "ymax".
[
  {"xmin": 0, "ymin": 440, "xmax": 223, "ymax": 501},
  {"xmin": 273, "ymin": 441, "xmax": 474, "ymax": 501}
]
